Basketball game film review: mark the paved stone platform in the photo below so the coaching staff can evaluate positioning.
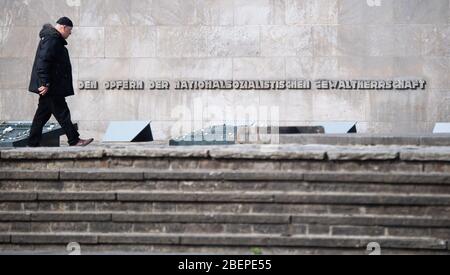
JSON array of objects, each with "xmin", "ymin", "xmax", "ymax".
[{"xmin": 1, "ymin": 142, "xmax": 450, "ymax": 162}]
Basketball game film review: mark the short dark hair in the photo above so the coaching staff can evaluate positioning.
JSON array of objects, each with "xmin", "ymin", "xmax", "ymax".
[{"xmin": 56, "ymin": 17, "xmax": 73, "ymax": 27}]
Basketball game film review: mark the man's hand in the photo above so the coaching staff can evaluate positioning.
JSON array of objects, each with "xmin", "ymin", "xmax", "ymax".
[{"xmin": 38, "ymin": 86, "xmax": 49, "ymax": 96}]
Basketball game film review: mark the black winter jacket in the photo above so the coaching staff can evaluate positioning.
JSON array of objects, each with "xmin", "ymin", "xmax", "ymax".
[{"xmin": 29, "ymin": 24, "xmax": 74, "ymax": 97}]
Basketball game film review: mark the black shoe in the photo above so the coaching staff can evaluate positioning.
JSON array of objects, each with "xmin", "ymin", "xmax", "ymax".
[{"xmin": 71, "ymin": 138, "xmax": 94, "ymax": 147}]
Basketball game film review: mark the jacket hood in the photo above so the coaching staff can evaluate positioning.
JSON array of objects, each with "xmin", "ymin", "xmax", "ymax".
[{"xmin": 39, "ymin": 24, "xmax": 67, "ymax": 45}]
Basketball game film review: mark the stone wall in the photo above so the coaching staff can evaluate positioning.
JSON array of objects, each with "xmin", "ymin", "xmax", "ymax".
[{"xmin": 0, "ymin": 0, "xmax": 449, "ymax": 141}]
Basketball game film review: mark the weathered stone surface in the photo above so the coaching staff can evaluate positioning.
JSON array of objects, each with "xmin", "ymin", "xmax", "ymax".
[
  {"xmin": 0, "ymin": 234, "xmax": 10, "ymax": 244},
  {"xmin": 234, "ymin": 0, "xmax": 272, "ymax": 25},
  {"xmin": 252, "ymin": 224, "xmax": 288, "ymax": 235},
  {"xmin": 144, "ymin": 170, "xmax": 304, "ymax": 182},
  {"xmin": 274, "ymin": 193, "xmax": 450, "ymax": 206},
  {"xmin": 0, "ymin": 170, "xmax": 59, "ymax": 180},
  {"xmin": 79, "ymin": 0, "xmax": 130, "ymax": 26},
  {"xmin": 11, "ymin": 234, "xmax": 97, "ymax": 244},
  {"xmin": 400, "ymin": 147, "xmax": 450, "ymax": 162},
  {"xmin": 0, "ymin": 243, "xmax": 448, "ymax": 255},
  {"xmin": 379, "ymin": 238, "xmax": 448, "ymax": 251},
  {"xmin": 1, "ymin": 143, "xmax": 450, "ymax": 164},
  {"xmin": 393, "ymin": 0, "xmax": 449, "ymax": 24},
  {"xmin": 286, "ymin": 0, "xmax": 338, "ymax": 25},
  {"xmin": 207, "ymin": 26, "xmax": 260, "ymax": 57},
  {"xmin": 105, "ymin": 26, "xmax": 156, "ymax": 58},
  {"xmin": 0, "ymin": 192, "xmax": 36, "ymax": 201},
  {"xmin": 0, "ymin": 213, "xmax": 30, "ymax": 221},
  {"xmin": 0, "ymin": 0, "xmax": 450, "ymax": 138},
  {"xmin": 157, "ymin": 26, "xmax": 209, "ymax": 58},
  {"xmin": 68, "ymin": 27, "xmax": 105, "ymax": 58},
  {"xmin": 420, "ymin": 136, "xmax": 450, "ymax": 147},
  {"xmin": 31, "ymin": 213, "xmax": 111, "ymax": 222},
  {"xmin": 37, "ymin": 192, "xmax": 116, "ymax": 201},
  {"xmin": 104, "ymin": 147, "xmax": 209, "ymax": 158},
  {"xmin": 220, "ymin": 171, "xmax": 305, "ymax": 181},
  {"xmin": 233, "ymin": 58, "xmax": 285, "ymax": 80},
  {"xmin": 179, "ymin": 234, "xmax": 447, "ymax": 250},
  {"xmin": 0, "ymin": 26, "xmax": 37, "ymax": 58},
  {"xmin": 387, "ymin": 227, "xmax": 450, "ymax": 240},
  {"xmin": 313, "ymin": 26, "xmax": 339, "ymax": 57},
  {"xmin": 112, "ymin": 213, "xmax": 289, "ymax": 224},
  {"xmin": 144, "ymin": 171, "xmax": 225, "ymax": 181},
  {"xmin": 98, "ymin": 234, "xmax": 179, "ymax": 245},
  {"xmin": 0, "ymin": 148, "xmax": 105, "ymax": 160},
  {"xmin": 261, "ymin": 26, "xmax": 312, "ymax": 57},
  {"xmin": 78, "ymin": 58, "xmax": 131, "ymax": 81},
  {"xmin": 89, "ymin": 222, "xmax": 133, "ymax": 233},
  {"xmin": 307, "ymin": 225, "xmax": 330, "ymax": 235},
  {"xmin": 326, "ymin": 148, "xmax": 399, "ymax": 161},
  {"xmin": 151, "ymin": 0, "xmax": 197, "ymax": 26},
  {"xmin": 0, "ymin": 0, "xmax": 28, "ymax": 27},
  {"xmin": 197, "ymin": 0, "xmax": 234, "ymax": 26},
  {"xmin": 130, "ymin": 58, "xmax": 233, "ymax": 79},
  {"xmin": 293, "ymin": 214, "xmax": 450, "ymax": 228},
  {"xmin": 0, "ymin": 142, "xmax": 450, "ymax": 253},
  {"xmin": 117, "ymin": 192, "xmax": 274, "ymax": 203},
  {"xmin": 209, "ymin": 145, "xmax": 326, "ymax": 160},
  {"xmin": 0, "ymin": 58, "xmax": 30, "ymax": 89},
  {"xmin": 60, "ymin": 170, "xmax": 145, "ymax": 181},
  {"xmin": 331, "ymin": 226, "xmax": 385, "ymax": 236},
  {"xmin": 49, "ymin": 222, "xmax": 90, "ymax": 233},
  {"xmin": 303, "ymin": 172, "xmax": 450, "ymax": 184},
  {"xmin": 280, "ymin": 135, "xmax": 423, "ymax": 146},
  {"xmin": 0, "ymin": 90, "xmax": 35, "ymax": 120},
  {"xmin": 339, "ymin": 0, "xmax": 394, "ymax": 25}
]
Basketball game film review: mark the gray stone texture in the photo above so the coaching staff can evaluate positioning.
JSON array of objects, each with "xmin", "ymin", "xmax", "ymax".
[
  {"xmin": 0, "ymin": 0, "xmax": 448, "ymax": 141},
  {"xmin": 0, "ymin": 142, "xmax": 449, "ymax": 254}
]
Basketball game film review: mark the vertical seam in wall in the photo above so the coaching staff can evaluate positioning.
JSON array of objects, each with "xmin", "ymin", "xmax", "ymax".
[
  {"xmin": 153, "ymin": 26, "xmax": 157, "ymax": 58},
  {"xmin": 156, "ymin": 26, "xmax": 160, "ymax": 58},
  {"xmin": 232, "ymin": 0, "xmax": 236, "ymax": 81},
  {"xmin": 76, "ymin": 0, "xmax": 82, "ymax": 89},
  {"xmin": 232, "ymin": 0, "xmax": 236, "ymax": 27},
  {"xmin": 77, "ymin": 0, "xmax": 81, "ymax": 84},
  {"xmin": 312, "ymin": 23, "xmax": 316, "ymax": 58},
  {"xmin": 259, "ymin": 25, "xmax": 262, "ymax": 58},
  {"xmin": 103, "ymin": 26, "xmax": 106, "ymax": 58},
  {"xmin": 336, "ymin": 0, "xmax": 340, "ymax": 25}
]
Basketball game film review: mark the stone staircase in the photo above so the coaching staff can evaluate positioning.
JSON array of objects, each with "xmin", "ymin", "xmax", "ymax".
[{"xmin": 0, "ymin": 144, "xmax": 449, "ymax": 254}]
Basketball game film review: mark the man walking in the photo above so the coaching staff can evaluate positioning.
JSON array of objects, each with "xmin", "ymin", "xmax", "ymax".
[{"xmin": 28, "ymin": 17, "xmax": 93, "ymax": 147}]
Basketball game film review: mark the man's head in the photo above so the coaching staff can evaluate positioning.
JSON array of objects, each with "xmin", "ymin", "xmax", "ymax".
[{"xmin": 55, "ymin": 17, "xmax": 73, "ymax": 39}]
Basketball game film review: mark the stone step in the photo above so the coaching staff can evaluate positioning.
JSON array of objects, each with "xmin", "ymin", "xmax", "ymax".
[
  {"xmin": 1, "ymin": 211, "xmax": 449, "ymax": 236},
  {"xmin": 1, "ymin": 191, "xmax": 450, "ymax": 206},
  {"xmin": 116, "ymin": 191, "xmax": 450, "ymax": 206},
  {"xmin": 0, "ymin": 212, "xmax": 286, "ymax": 224},
  {"xmin": 2, "ymin": 171, "xmax": 450, "ymax": 196},
  {"xmin": 2, "ymin": 144, "xmax": 450, "ymax": 162},
  {"xmin": 1, "ymin": 169, "xmax": 450, "ymax": 184},
  {"xmin": 2, "ymin": 201, "xmax": 449, "ymax": 218},
  {"xmin": 291, "ymin": 214, "xmax": 450, "ymax": 228},
  {"xmin": 1, "ymin": 212, "xmax": 449, "ymax": 228},
  {"xmin": 1, "ymin": 244, "xmax": 449, "ymax": 255},
  {"xmin": 1, "ymin": 145, "xmax": 449, "ymax": 173},
  {"xmin": 0, "ymin": 221, "xmax": 291, "ymax": 236},
  {"xmin": 2, "ymin": 181, "xmax": 450, "ymax": 195},
  {"xmin": 0, "ymin": 233, "xmax": 447, "ymax": 252}
]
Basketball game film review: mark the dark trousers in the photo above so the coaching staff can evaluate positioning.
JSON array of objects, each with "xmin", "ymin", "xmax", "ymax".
[{"xmin": 28, "ymin": 95, "xmax": 80, "ymax": 147}]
